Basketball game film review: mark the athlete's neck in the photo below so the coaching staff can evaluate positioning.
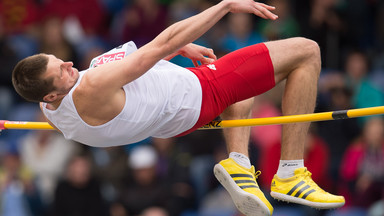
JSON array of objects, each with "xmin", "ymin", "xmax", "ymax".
[{"xmin": 46, "ymin": 96, "xmax": 65, "ymax": 110}]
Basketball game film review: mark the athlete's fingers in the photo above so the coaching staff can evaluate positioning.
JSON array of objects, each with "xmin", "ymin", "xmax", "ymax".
[
  {"xmin": 201, "ymin": 57, "xmax": 215, "ymax": 65},
  {"xmin": 253, "ymin": 10, "xmax": 268, "ymax": 19},
  {"xmin": 205, "ymin": 48, "xmax": 217, "ymax": 61},
  {"xmin": 257, "ymin": 3, "xmax": 276, "ymax": 11},
  {"xmin": 201, "ymin": 51, "xmax": 217, "ymax": 62},
  {"xmin": 254, "ymin": 3, "xmax": 278, "ymax": 20},
  {"xmin": 192, "ymin": 60, "xmax": 199, "ymax": 67}
]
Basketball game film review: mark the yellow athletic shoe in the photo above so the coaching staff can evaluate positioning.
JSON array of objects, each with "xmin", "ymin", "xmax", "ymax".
[
  {"xmin": 270, "ymin": 167, "xmax": 345, "ymax": 209},
  {"xmin": 214, "ymin": 158, "xmax": 273, "ymax": 216}
]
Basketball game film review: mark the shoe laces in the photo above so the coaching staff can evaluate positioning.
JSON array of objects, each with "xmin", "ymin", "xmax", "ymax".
[
  {"xmin": 255, "ymin": 170, "xmax": 261, "ymax": 179},
  {"xmin": 303, "ymin": 170, "xmax": 324, "ymax": 193}
]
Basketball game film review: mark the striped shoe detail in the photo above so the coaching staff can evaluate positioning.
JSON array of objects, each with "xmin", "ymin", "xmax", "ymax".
[
  {"xmin": 287, "ymin": 181, "xmax": 305, "ymax": 196},
  {"xmin": 286, "ymin": 181, "xmax": 316, "ymax": 200},
  {"xmin": 230, "ymin": 171, "xmax": 260, "ymax": 190},
  {"xmin": 302, "ymin": 189, "xmax": 316, "ymax": 199},
  {"xmin": 270, "ymin": 168, "xmax": 345, "ymax": 209}
]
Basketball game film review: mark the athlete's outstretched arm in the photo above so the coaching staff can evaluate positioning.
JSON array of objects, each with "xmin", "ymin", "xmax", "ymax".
[
  {"xmin": 86, "ymin": 0, "xmax": 277, "ymax": 94},
  {"xmin": 149, "ymin": 0, "xmax": 277, "ymax": 59}
]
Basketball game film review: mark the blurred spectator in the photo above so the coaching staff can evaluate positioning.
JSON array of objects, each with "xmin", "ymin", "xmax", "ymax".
[
  {"xmin": 141, "ymin": 206, "xmax": 169, "ymax": 216},
  {"xmin": 197, "ymin": 186, "xmax": 238, "ymax": 216},
  {"xmin": 342, "ymin": 0, "xmax": 377, "ymax": 50},
  {"xmin": 0, "ymin": 28, "xmax": 18, "ymax": 118},
  {"xmin": 42, "ymin": 0, "xmax": 107, "ymax": 37},
  {"xmin": 113, "ymin": 0, "xmax": 169, "ymax": 47},
  {"xmin": 0, "ymin": 11, "xmax": 15, "ymax": 121},
  {"xmin": 90, "ymin": 146, "xmax": 129, "ymax": 203},
  {"xmin": 372, "ymin": 2, "xmax": 384, "ymax": 71},
  {"xmin": 344, "ymin": 50, "xmax": 384, "ymax": 116},
  {"xmin": 368, "ymin": 199, "xmax": 384, "ymax": 216},
  {"xmin": 20, "ymin": 112, "xmax": 79, "ymax": 205},
  {"xmin": 120, "ymin": 145, "xmax": 169, "ymax": 216},
  {"xmin": 0, "ymin": 0, "xmax": 40, "ymax": 59},
  {"xmin": 99, "ymin": 0, "xmax": 127, "ymax": 16},
  {"xmin": 168, "ymin": 0, "xmax": 198, "ymax": 22},
  {"xmin": 52, "ymin": 154, "xmax": 107, "ymax": 216},
  {"xmin": 218, "ymin": 13, "xmax": 265, "ymax": 52},
  {"xmin": 258, "ymin": 0, "xmax": 300, "ymax": 40},
  {"xmin": 340, "ymin": 117, "xmax": 384, "ymax": 208},
  {"xmin": 294, "ymin": 0, "xmax": 345, "ymax": 68},
  {"xmin": 0, "ymin": 152, "xmax": 44, "ymax": 216},
  {"xmin": 316, "ymin": 71, "xmax": 361, "ymax": 185},
  {"xmin": 152, "ymin": 138, "xmax": 194, "ymax": 215},
  {"xmin": 177, "ymin": 130, "xmax": 225, "ymax": 207},
  {"xmin": 109, "ymin": 202, "xmax": 129, "ymax": 216},
  {"xmin": 0, "ymin": 16, "xmax": 19, "ymax": 86},
  {"xmin": 39, "ymin": 16, "xmax": 78, "ymax": 64},
  {"xmin": 153, "ymin": 138, "xmax": 188, "ymax": 178},
  {"xmin": 0, "ymin": 0, "xmax": 41, "ymax": 35},
  {"xmin": 41, "ymin": 0, "xmax": 108, "ymax": 63}
]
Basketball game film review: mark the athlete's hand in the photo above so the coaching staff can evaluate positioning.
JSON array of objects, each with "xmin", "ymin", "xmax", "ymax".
[
  {"xmin": 180, "ymin": 43, "xmax": 217, "ymax": 67},
  {"xmin": 224, "ymin": 0, "xmax": 278, "ymax": 20}
]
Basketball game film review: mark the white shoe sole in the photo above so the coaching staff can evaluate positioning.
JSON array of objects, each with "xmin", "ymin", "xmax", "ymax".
[
  {"xmin": 213, "ymin": 164, "xmax": 272, "ymax": 216},
  {"xmin": 270, "ymin": 191, "xmax": 345, "ymax": 209}
]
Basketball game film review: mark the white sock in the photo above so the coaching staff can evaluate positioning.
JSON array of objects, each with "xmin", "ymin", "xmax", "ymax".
[
  {"xmin": 276, "ymin": 159, "xmax": 304, "ymax": 179},
  {"xmin": 229, "ymin": 152, "xmax": 251, "ymax": 169}
]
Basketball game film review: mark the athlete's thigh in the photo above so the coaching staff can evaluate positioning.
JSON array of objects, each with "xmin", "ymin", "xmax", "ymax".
[
  {"xmin": 212, "ymin": 43, "xmax": 275, "ymax": 105},
  {"xmin": 264, "ymin": 37, "xmax": 319, "ymax": 84}
]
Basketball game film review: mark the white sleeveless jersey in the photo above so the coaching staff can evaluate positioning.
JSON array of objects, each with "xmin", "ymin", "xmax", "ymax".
[{"xmin": 42, "ymin": 42, "xmax": 202, "ymax": 147}]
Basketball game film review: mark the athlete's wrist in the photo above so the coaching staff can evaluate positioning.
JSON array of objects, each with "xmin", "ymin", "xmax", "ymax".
[{"xmin": 219, "ymin": 0, "xmax": 232, "ymax": 13}]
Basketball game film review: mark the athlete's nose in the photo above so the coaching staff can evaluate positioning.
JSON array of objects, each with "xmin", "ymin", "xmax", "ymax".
[{"xmin": 64, "ymin": 61, "xmax": 74, "ymax": 67}]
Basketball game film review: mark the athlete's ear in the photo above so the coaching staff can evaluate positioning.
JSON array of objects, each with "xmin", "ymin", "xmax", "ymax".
[{"xmin": 43, "ymin": 92, "xmax": 58, "ymax": 103}]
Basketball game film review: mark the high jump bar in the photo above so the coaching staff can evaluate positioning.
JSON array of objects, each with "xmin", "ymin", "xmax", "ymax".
[{"xmin": 1, "ymin": 106, "xmax": 384, "ymax": 131}]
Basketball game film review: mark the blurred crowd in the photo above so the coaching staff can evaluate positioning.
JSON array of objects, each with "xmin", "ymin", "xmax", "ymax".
[{"xmin": 1, "ymin": 0, "xmax": 384, "ymax": 215}]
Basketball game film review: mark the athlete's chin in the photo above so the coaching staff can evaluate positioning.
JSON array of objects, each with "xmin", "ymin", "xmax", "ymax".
[
  {"xmin": 72, "ymin": 68, "xmax": 79, "ymax": 76},
  {"xmin": 72, "ymin": 71, "xmax": 80, "ymax": 82}
]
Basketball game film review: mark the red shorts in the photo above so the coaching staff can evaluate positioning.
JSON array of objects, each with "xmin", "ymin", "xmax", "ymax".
[{"xmin": 177, "ymin": 43, "xmax": 275, "ymax": 136}]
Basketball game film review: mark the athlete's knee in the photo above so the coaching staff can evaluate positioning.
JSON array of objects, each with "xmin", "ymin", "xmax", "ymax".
[
  {"xmin": 221, "ymin": 98, "xmax": 254, "ymax": 120},
  {"xmin": 290, "ymin": 37, "xmax": 321, "ymax": 73},
  {"xmin": 297, "ymin": 38, "xmax": 320, "ymax": 64},
  {"xmin": 288, "ymin": 37, "xmax": 318, "ymax": 57}
]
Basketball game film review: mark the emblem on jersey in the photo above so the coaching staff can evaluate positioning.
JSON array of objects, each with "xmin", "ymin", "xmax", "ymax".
[
  {"xmin": 90, "ymin": 52, "xmax": 126, "ymax": 68},
  {"xmin": 207, "ymin": 64, "xmax": 216, "ymax": 70}
]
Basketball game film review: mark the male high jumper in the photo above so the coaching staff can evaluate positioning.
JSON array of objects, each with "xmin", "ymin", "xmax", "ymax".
[{"xmin": 12, "ymin": 0, "xmax": 345, "ymax": 215}]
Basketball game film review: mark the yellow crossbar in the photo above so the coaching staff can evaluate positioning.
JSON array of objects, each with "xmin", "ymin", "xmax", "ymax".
[{"xmin": 1, "ymin": 106, "xmax": 384, "ymax": 131}]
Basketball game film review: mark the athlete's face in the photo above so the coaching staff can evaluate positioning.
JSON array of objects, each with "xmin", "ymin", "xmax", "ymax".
[{"xmin": 43, "ymin": 54, "xmax": 79, "ymax": 101}]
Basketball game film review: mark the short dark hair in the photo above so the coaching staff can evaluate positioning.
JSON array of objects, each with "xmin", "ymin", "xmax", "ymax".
[{"xmin": 12, "ymin": 54, "xmax": 55, "ymax": 102}]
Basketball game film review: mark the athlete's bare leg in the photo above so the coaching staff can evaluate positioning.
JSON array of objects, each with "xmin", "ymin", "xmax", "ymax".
[
  {"xmin": 221, "ymin": 37, "xmax": 320, "ymax": 160},
  {"xmin": 266, "ymin": 37, "xmax": 321, "ymax": 160},
  {"xmin": 215, "ymin": 38, "xmax": 330, "ymax": 216},
  {"xmin": 266, "ymin": 38, "xmax": 345, "ymax": 209},
  {"xmin": 221, "ymin": 98, "xmax": 254, "ymax": 156}
]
